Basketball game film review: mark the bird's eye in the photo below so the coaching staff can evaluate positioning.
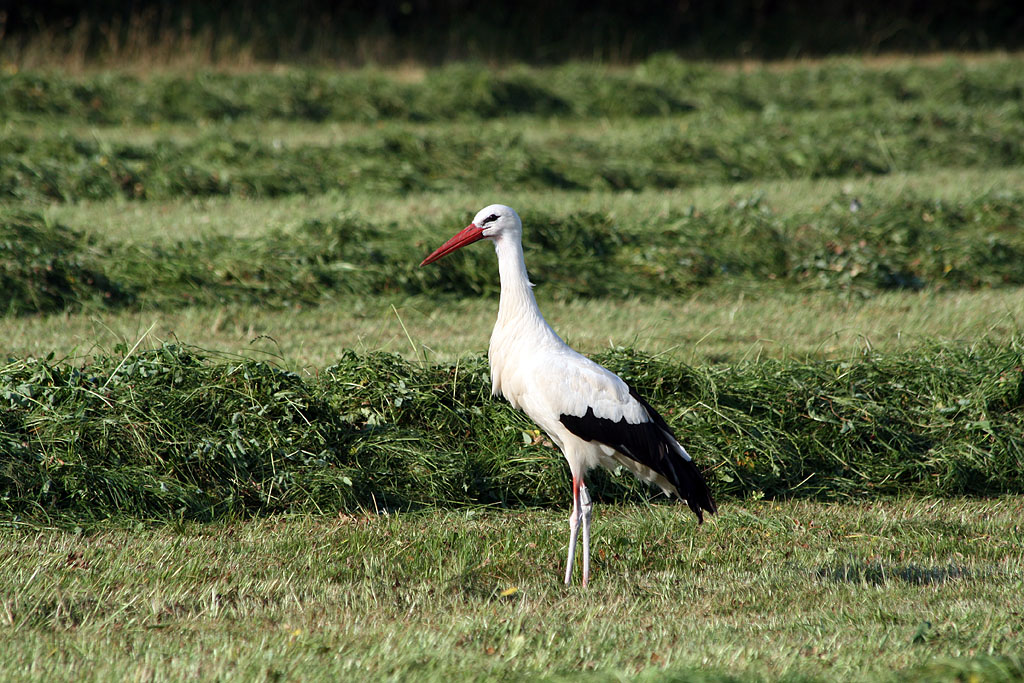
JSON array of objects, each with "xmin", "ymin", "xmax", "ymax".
[{"xmin": 482, "ymin": 214, "xmax": 500, "ymax": 225}]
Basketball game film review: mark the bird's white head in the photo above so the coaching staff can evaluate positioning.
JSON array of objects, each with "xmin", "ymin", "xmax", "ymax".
[{"xmin": 420, "ymin": 204, "xmax": 521, "ymax": 267}]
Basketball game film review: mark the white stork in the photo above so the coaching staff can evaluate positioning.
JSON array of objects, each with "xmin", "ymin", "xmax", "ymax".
[{"xmin": 420, "ymin": 204, "xmax": 717, "ymax": 586}]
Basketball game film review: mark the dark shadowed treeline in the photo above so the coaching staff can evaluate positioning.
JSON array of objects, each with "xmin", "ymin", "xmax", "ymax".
[{"xmin": 3, "ymin": 0, "xmax": 1023, "ymax": 65}]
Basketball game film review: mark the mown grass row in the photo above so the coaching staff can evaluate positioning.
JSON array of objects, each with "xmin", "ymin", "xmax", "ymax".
[
  {"xmin": 4, "ymin": 194, "xmax": 1023, "ymax": 315},
  {"xmin": 4, "ymin": 103, "xmax": 1023, "ymax": 201},
  {"xmin": 3, "ymin": 57, "xmax": 1023, "ymax": 124},
  {"xmin": 2, "ymin": 340, "xmax": 1021, "ymax": 524}
]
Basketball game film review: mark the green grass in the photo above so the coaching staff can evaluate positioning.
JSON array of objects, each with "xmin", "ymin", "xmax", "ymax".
[
  {"xmin": 2, "ymin": 499, "xmax": 1022, "ymax": 681},
  {"xmin": 4, "ymin": 106, "xmax": 1022, "ymax": 201},
  {"xmin": 3, "ymin": 57, "xmax": 1023, "ymax": 124},
  {"xmin": 3, "ymin": 55, "xmax": 1024, "ymax": 680},
  {"xmin": 4, "ymin": 287, "xmax": 1023, "ymax": 368},
  {"xmin": 3, "ymin": 58, "xmax": 1023, "ymax": 203},
  {"xmin": 4, "ymin": 188, "xmax": 1024, "ymax": 318},
  {"xmin": 3, "ymin": 341, "xmax": 1022, "ymax": 524},
  {"xmin": 28, "ymin": 166, "xmax": 1018, "ymax": 243}
]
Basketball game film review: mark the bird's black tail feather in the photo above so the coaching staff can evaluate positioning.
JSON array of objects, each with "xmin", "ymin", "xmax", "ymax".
[
  {"xmin": 673, "ymin": 456, "xmax": 717, "ymax": 524},
  {"xmin": 625, "ymin": 387, "xmax": 717, "ymax": 523}
]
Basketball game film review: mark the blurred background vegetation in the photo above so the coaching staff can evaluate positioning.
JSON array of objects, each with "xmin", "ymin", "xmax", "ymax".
[{"xmin": 2, "ymin": 0, "xmax": 1022, "ymax": 67}]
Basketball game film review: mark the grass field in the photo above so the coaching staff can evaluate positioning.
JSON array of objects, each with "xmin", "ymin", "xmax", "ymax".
[
  {"xmin": 2, "ymin": 54, "xmax": 1023, "ymax": 680},
  {"xmin": 2, "ymin": 499, "xmax": 1023, "ymax": 681}
]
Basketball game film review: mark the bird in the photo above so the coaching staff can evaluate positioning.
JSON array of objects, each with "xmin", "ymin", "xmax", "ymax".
[{"xmin": 420, "ymin": 204, "xmax": 717, "ymax": 586}]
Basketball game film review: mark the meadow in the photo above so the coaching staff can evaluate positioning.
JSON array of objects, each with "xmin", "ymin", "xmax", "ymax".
[{"xmin": 2, "ymin": 54, "xmax": 1023, "ymax": 680}]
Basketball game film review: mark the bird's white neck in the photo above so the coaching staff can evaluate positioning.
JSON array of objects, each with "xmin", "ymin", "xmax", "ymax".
[
  {"xmin": 492, "ymin": 235, "xmax": 562, "ymax": 345},
  {"xmin": 487, "ymin": 231, "xmax": 568, "ymax": 401}
]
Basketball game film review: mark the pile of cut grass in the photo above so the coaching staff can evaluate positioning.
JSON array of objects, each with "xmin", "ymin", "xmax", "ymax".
[
  {"xmin": 2, "ymin": 341, "xmax": 1021, "ymax": 525},
  {"xmin": 4, "ymin": 193, "xmax": 1023, "ymax": 315},
  {"xmin": 0, "ymin": 212, "xmax": 132, "ymax": 315},
  {"xmin": 2, "ymin": 58, "xmax": 1022, "ymax": 124},
  {"xmin": 4, "ymin": 105, "xmax": 1022, "ymax": 201}
]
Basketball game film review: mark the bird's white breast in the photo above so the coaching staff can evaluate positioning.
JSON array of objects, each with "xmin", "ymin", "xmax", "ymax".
[{"xmin": 491, "ymin": 318, "xmax": 649, "ymax": 429}]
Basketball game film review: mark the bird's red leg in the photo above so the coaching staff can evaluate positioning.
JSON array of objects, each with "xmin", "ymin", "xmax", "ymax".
[
  {"xmin": 564, "ymin": 475, "xmax": 582, "ymax": 586},
  {"xmin": 580, "ymin": 479, "xmax": 592, "ymax": 587}
]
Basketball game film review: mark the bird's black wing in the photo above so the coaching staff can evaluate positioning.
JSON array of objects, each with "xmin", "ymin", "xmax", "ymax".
[{"xmin": 559, "ymin": 386, "xmax": 717, "ymax": 522}]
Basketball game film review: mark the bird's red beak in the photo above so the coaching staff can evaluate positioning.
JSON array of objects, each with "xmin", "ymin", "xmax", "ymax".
[{"xmin": 419, "ymin": 223, "xmax": 486, "ymax": 266}]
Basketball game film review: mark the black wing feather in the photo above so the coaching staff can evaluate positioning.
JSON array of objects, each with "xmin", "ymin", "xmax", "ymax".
[{"xmin": 559, "ymin": 386, "xmax": 717, "ymax": 522}]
